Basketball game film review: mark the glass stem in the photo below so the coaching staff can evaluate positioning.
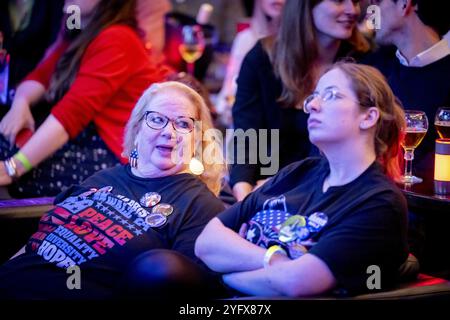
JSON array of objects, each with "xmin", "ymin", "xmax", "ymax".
[
  {"xmin": 187, "ymin": 62, "xmax": 195, "ymax": 76},
  {"xmin": 404, "ymin": 149, "xmax": 415, "ymax": 178}
]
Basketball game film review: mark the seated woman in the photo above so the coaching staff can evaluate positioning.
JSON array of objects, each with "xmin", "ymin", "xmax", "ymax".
[
  {"xmin": 0, "ymin": 81, "xmax": 226, "ymax": 299},
  {"xmin": 195, "ymin": 62, "xmax": 409, "ymax": 297},
  {"xmin": 230, "ymin": 0, "xmax": 370, "ymax": 201},
  {"xmin": 0, "ymin": 0, "xmax": 171, "ymax": 198}
]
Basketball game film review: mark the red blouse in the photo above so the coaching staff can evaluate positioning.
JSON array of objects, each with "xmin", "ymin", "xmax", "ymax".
[{"xmin": 25, "ymin": 24, "xmax": 173, "ymax": 162}]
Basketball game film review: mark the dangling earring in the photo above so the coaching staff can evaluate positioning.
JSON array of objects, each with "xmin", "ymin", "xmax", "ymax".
[
  {"xmin": 129, "ymin": 148, "xmax": 138, "ymax": 168},
  {"xmin": 189, "ymin": 157, "xmax": 204, "ymax": 175}
]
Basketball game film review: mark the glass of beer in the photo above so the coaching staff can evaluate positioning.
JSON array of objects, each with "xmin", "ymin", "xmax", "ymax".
[
  {"xmin": 401, "ymin": 110, "xmax": 428, "ymax": 184},
  {"xmin": 178, "ymin": 25, "xmax": 205, "ymax": 76},
  {"xmin": 435, "ymin": 107, "xmax": 450, "ymax": 139}
]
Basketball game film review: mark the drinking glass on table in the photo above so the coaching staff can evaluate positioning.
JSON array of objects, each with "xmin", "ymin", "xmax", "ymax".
[
  {"xmin": 178, "ymin": 25, "xmax": 205, "ymax": 76},
  {"xmin": 435, "ymin": 107, "xmax": 450, "ymax": 139},
  {"xmin": 401, "ymin": 110, "xmax": 428, "ymax": 184}
]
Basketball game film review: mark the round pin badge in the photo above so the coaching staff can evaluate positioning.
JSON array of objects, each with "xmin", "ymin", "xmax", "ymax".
[
  {"xmin": 307, "ymin": 212, "xmax": 328, "ymax": 232},
  {"xmin": 145, "ymin": 212, "xmax": 167, "ymax": 228},
  {"xmin": 278, "ymin": 215, "xmax": 307, "ymax": 243},
  {"xmin": 140, "ymin": 192, "xmax": 161, "ymax": 208},
  {"xmin": 278, "ymin": 226, "xmax": 296, "ymax": 243},
  {"xmin": 152, "ymin": 203, "xmax": 174, "ymax": 217}
]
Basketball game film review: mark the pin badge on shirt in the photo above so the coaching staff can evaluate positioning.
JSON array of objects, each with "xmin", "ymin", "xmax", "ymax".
[
  {"xmin": 152, "ymin": 203, "xmax": 174, "ymax": 217},
  {"xmin": 278, "ymin": 215, "xmax": 306, "ymax": 243},
  {"xmin": 140, "ymin": 192, "xmax": 161, "ymax": 208},
  {"xmin": 145, "ymin": 212, "xmax": 167, "ymax": 228},
  {"xmin": 307, "ymin": 212, "xmax": 328, "ymax": 232}
]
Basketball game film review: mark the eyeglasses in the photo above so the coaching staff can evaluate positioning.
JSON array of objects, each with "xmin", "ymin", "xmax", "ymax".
[
  {"xmin": 143, "ymin": 111, "xmax": 195, "ymax": 134},
  {"xmin": 303, "ymin": 88, "xmax": 359, "ymax": 114}
]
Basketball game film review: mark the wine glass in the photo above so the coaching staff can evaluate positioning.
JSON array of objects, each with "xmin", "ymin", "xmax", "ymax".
[
  {"xmin": 178, "ymin": 25, "xmax": 205, "ymax": 76},
  {"xmin": 401, "ymin": 110, "xmax": 428, "ymax": 184},
  {"xmin": 435, "ymin": 107, "xmax": 450, "ymax": 139}
]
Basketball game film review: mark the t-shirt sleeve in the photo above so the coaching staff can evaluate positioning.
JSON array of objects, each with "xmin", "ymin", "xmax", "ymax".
[
  {"xmin": 51, "ymin": 27, "xmax": 142, "ymax": 139},
  {"xmin": 308, "ymin": 190, "xmax": 408, "ymax": 294},
  {"xmin": 215, "ymin": 194, "xmax": 257, "ymax": 232},
  {"xmin": 171, "ymin": 190, "xmax": 226, "ymax": 261}
]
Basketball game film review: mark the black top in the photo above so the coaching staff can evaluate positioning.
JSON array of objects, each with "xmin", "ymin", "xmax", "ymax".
[
  {"xmin": 363, "ymin": 46, "xmax": 450, "ymax": 181},
  {"xmin": 230, "ymin": 41, "xmax": 315, "ymax": 187},
  {"xmin": 0, "ymin": 165, "xmax": 225, "ymax": 299},
  {"xmin": 219, "ymin": 157, "xmax": 409, "ymax": 294},
  {"xmin": 0, "ymin": 0, "xmax": 64, "ymax": 92}
]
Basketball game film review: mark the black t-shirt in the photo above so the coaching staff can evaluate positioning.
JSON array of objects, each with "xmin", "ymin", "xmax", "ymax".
[
  {"xmin": 0, "ymin": 165, "xmax": 225, "ymax": 299},
  {"xmin": 218, "ymin": 157, "xmax": 409, "ymax": 294}
]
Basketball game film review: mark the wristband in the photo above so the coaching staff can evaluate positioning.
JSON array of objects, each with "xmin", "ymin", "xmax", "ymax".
[
  {"xmin": 263, "ymin": 245, "xmax": 287, "ymax": 269},
  {"xmin": 13, "ymin": 151, "xmax": 33, "ymax": 172}
]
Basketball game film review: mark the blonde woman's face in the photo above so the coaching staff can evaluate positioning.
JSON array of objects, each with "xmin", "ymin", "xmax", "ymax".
[{"xmin": 134, "ymin": 89, "xmax": 197, "ymax": 175}]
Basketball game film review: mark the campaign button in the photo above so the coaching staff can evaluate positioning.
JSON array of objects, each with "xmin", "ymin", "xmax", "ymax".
[
  {"xmin": 140, "ymin": 192, "xmax": 161, "ymax": 208},
  {"xmin": 307, "ymin": 212, "xmax": 328, "ymax": 232},
  {"xmin": 145, "ymin": 212, "xmax": 167, "ymax": 228},
  {"xmin": 152, "ymin": 203, "xmax": 174, "ymax": 217}
]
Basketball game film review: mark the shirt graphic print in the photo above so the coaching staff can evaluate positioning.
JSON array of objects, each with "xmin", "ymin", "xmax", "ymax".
[{"xmin": 244, "ymin": 195, "xmax": 329, "ymax": 258}]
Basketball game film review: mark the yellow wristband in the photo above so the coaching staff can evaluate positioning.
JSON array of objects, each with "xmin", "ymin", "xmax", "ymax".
[
  {"xmin": 13, "ymin": 151, "xmax": 33, "ymax": 172},
  {"xmin": 263, "ymin": 245, "xmax": 287, "ymax": 269}
]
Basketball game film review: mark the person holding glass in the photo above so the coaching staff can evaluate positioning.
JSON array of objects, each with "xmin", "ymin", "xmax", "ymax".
[
  {"xmin": 230, "ymin": 0, "xmax": 370, "ymax": 201},
  {"xmin": 0, "ymin": 81, "xmax": 226, "ymax": 299},
  {"xmin": 0, "ymin": 0, "xmax": 172, "ymax": 198},
  {"xmin": 196, "ymin": 62, "xmax": 409, "ymax": 297}
]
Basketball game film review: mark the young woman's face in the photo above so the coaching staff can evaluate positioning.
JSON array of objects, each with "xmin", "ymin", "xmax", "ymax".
[
  {"xmin": 312, "ymin": 0, "xmax": 361, "ymax": 41},
  {"xmin": 260, "ymin": 0, "xmax": 286, "ymax": 19},
  {"xmin": 306, "ymin": 68, "xmax": 366, "ymax": 146},
  {"xmin": 134, "ymin": 89, "xmax": 197, "ymax": 175}
]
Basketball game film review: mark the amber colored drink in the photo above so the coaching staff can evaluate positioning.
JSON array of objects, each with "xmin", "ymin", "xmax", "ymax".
[
  {"xmin": 179, "ymin": 44, "xmax": 204, "ymax": 64},
  {"xmin": 402, "ymin": 129, "xmax": 427, "ymax": 150},
  {"xmin": 435, "ymin": 121, "xmax": 450, "ymax": 139}
]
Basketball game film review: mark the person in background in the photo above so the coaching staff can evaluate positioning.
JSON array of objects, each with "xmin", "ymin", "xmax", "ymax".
[
  {"xmin": 215, "ymin": 0, "xmax": 285, "ymax": 127},
  {"xmin": 0, "ymin": 0, "xmax": 172, "ymax": 198},
  {"xmin": 363, "ymin": 0, "xmax": 450, "ymax": 183},
  {"xmin": 196, "ymin": 62, "xmax": 409, "ymax": 297},
  {"xmin": 0, "ymin": 0, "xmax": 64, "ymax": 107},
  {"xmin": 136, "ymin": 0, "xmax": 172, "ymax": 60},
  {"xmin": 230, "ymin": 0, "xmax": 370, "ymax": 201},
  {"xmin": 0, "ymin": 81, "xmax": 226, "ymax": 299}
]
